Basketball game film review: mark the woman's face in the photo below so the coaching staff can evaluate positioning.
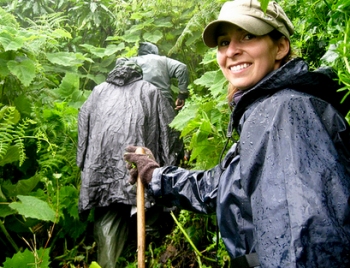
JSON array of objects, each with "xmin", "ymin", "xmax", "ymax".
[{"xmin": 216, "ymin": 23, "xmax": 289, "ymax": 91}]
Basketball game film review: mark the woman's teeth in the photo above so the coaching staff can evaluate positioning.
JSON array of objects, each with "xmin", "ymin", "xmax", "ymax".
[{"xmin": 230, "ymin": 63, "xmax": 250, "ymax": 71}]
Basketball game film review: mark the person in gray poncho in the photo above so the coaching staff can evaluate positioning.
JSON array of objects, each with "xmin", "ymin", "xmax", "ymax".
[
  {"xmin": 130, "ymin": 42, "xmax": 189, "ymax": 110},
  {"xmin": 77, "ymin": 58, "xmax": 177, "ymax": 268},
  {"xmin": 129, "ymin": 41, "xmax": 190, "ymax": 164},
  {"xmin": 124, "ymin": 1, "xmax": 350, "ymax": 267}
]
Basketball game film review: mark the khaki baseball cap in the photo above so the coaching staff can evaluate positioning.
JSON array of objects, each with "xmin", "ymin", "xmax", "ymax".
[{"xmin": 203, "ymin": 0, "xmax": 294, "ymax": 48}]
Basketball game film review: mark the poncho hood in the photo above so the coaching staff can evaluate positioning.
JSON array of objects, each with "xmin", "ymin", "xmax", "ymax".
[
  {"xmin": 106, "ymin": 58, "xmax": 143, "ymax": 86},
  {"xmin": 138, "ymin": 42, "xmax": 159, "ymax": 56}
]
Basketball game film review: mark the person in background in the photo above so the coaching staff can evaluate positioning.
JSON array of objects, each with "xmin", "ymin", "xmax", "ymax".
[
  {"xmin": 130, "ymin": 41, "xmax": 189, "ymax": 110},
  {"xmin": 129, "ymin": 41, "xmax": 190, "ymax": 164},
  {"xmin": 77, "ymin": 59, "xmax": 177, "ymax": 268},
  {"xmin": 124, "ymin": 0, "xmax": 350, "ymax": 267}
]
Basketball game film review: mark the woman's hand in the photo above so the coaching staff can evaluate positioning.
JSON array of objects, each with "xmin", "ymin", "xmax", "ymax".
[{"xmin": 124, "ymin": 145, "xmax": 160, "ymax": 185}]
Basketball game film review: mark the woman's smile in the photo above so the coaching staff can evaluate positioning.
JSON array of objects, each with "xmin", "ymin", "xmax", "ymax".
[{"xmin": 229, "ymin": 63, "xmax": 252, "ymax": 72}]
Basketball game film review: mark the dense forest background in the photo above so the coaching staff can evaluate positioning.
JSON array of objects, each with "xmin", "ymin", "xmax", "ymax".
[{"xmin": 0, "ymin": 0, "xmax": 349, "ymax": 267}]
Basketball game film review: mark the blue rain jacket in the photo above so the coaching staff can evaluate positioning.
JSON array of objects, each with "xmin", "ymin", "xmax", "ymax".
[{"xmin": 149, "ymin": 58, "xmax": 350, "ymax": 267}]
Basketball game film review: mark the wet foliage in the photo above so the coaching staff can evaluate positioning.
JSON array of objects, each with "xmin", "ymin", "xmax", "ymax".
[{"xmin": 0, "ymin": 0, "xmax": 349, "ymax": 267}]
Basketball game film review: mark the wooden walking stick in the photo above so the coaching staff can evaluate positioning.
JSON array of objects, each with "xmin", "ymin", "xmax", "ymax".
[{"xmin": 135, "ymin": 147, "xmax": 146, "ymax": 268}]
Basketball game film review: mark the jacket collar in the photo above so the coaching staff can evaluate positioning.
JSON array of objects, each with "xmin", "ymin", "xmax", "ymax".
[{"xmin": 227, "ymin": 58, "xmax": 343, "ymax": 137}]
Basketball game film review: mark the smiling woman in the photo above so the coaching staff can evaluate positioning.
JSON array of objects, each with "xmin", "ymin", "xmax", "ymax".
[
  {"xmin": 215, "ymin": 23, "xmax": 289, "ymax": 91},
  {"xmin": 124, "ymin": 0, "xmax": 350, "ymax": 267},
  {"xmin": 202, "ymin": 0, "xmax": 293, "ymax": 102}
]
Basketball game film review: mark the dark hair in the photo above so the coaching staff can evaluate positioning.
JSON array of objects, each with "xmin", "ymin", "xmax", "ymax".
[{"xmin": 227, "ymin": 30, "xmax": 294, "ymax": 106}]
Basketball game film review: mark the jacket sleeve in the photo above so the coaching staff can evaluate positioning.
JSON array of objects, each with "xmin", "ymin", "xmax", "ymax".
[
  {"xmin": 149, "ymin": 143, "xmax": 240, "ymax": 214},
  {"xmin": 166, "ymin": 58, "xmax": 189, "ymax": 99},
  {"xmin": 149, "ymin": 166, "xmax": 218, "ymax": 214},
  {"xmin": 76, "ymin": 90, "xmax": 94, "ymax": 169}
]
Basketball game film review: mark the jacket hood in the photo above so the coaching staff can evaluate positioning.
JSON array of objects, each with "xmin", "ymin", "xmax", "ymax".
[
  {"xmin": 228, "ymin": 58, "xmax": 347, "ymax": 136},
  {"xmin": 106, "ymin": 57, "xmax": 143, "ymax": 86},
  {"xmin": 138, "ymin": 42, "xmax": 159, "ymax": 56}
]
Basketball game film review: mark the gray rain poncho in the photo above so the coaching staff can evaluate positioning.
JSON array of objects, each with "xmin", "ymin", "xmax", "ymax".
[
  {"xmin": 77, "ymin": 59, "xmax": 178, "ymax": 215},
  {"xmin": 148, "ymin": 58, "xmax": 350, "ymax": 267},
  {"xmin": 130, "ymin": 42, "xmax": 189, "ymax": 102}
]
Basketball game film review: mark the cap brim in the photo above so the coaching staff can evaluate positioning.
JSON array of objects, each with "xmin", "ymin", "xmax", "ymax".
[{"xmin": 202, "ymin": 15, "xmax": 274, "ymax": 48}]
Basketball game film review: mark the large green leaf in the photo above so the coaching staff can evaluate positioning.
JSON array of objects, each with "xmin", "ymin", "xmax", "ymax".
[
  {"xmin": 2, "ymin": 248, "xmax": 50, "ymax": 268},
  {"xmin": 194, "ymin": 71, "xmax": 218, "ymax": 86},
  {"xmin": 83, "ymin": 73, "xmax": 106, "ymax": 85},
  {"xmin": 123, "ymin": 30, "xmax": 141, "ymax": 43},
  {"xmin": 55, "ymin": 72, "xmax": 80, "ymax": 97},
  {"xmin": 2, "ymin": 174, "xmax": 41, "ymax": 198},
  {"xmin": 80, "ymin": 45, "xmax": 106, "ymax": 58},
  {"xmin": 0, "ymin": 204, "xmax": 16, "ymax": 217},
  {"xmin": 170, "ymin": 103, "xmax": 199, "ymax": 131},
  {"xmin": 14, "ymin": 94, "xmax": 33, "ymax": 117},
  {"xmin": 143, "ymin": 30, "xmax": 163, "ymax": 44},
  {"xmin": 0, "ymin": 31, "xmax": 24, "ymax": 51},
  {"xmin": 0, "ymin": 186, "xmax": 7, "ymax": 202},
  {"xmin": 9, "ymin": 195, "xmax": 56, "ymax": 222},
  {"xmin": 104, "ymin": 43, "xmax": 125, "ymax": 56},
  {"xmin": 7, "ymin": 58, "xmax": 36, "ymax": 87},
  {"xmin": 0, "ymin": 57, "xmax": 10, "ymax": 76},
  {"xmin": 46, "ymin": 52, "xmax": 88, "ymax": 67},
  {"xmin": 194, "ymin": 70, "xmax": 227, "ymax": 98},
  {"xmin": 0, "ymin": 146, "xmax": 20, "ymax": 166},
  {"xmin": 208, "ymin": 75, "xmax": 227, "ymax": 98},
  {"xmin": 81, "ymin": 43, "xmax": 125, "ymax": 58},
  {"xmin": 51, "ymin": 28, "xmax": 72, "ymax": 39}
]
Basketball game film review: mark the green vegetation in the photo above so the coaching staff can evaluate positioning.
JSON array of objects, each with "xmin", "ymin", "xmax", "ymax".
[{"xmin": 0, "ymin": 0, "xmax": 349, "ymax": 267}]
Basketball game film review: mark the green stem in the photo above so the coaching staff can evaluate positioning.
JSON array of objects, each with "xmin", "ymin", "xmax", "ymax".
[
  {"xmin": 170, "ymin": 211, "xmax": 216, "ymax": 263},
  {"xmin": 0, "ymin": 219, "xmax": 19, "ymax": 252},
  {"xmin": 343, "ymin": 15, "xmax": 350, "ymax": 74}
]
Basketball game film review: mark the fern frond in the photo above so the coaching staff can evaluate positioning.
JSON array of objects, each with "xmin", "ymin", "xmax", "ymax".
[
  {"xmin": 38, "ymin": 150, "xmax": 68, "ymax": 172},
  {"xmin": 0, "ymin": 106, "xmax": 38, "ymax": 166},
  {"xmin": 14, "ymin": 138, "xmax": 25, "ymax": 166},
  {"xmin": 34, "ymin": 130, "xmax": 58, "ymax": 155},
  {"xmin": 0, "ymin": 106, "xmax": 17, "ymax": 161},
  {"xmin": 12, "ymin": 118, "xmax": 36, "ymax": 166}
]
